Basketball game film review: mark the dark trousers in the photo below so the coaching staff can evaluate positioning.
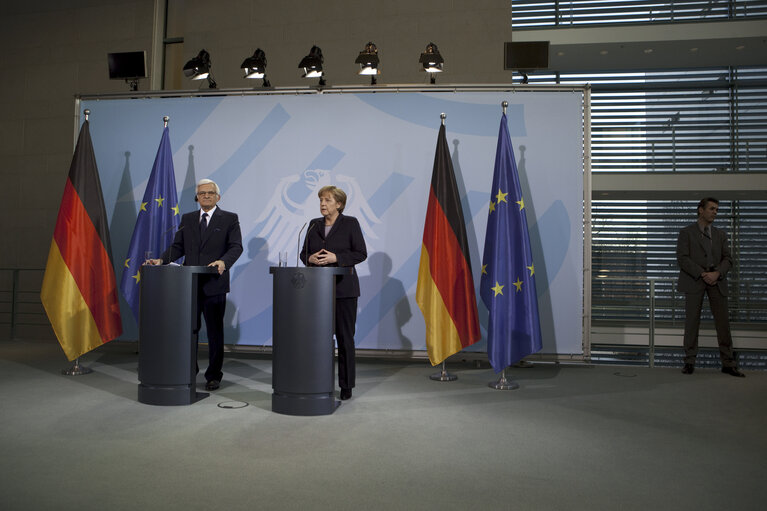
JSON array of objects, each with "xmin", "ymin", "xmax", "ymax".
[
  {"xmin": 683, "ymin": 285, "xmax": 735, "ymax": 367},
  {"xmin": 195, "ymin": 292, "xmax": 227, "ymax": 382},
  {"xmin": 335, "ymin": 297, "xmax": 358, "ymax": 390}
]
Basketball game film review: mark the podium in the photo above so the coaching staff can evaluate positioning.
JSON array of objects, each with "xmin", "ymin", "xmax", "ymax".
[
  {"xmin": 269, "ymin": 266, "xmax": 348, "ymax": 416},
  {"xmin": 137, "ymin": 265, "xmax": 217, "ymax": 406}
]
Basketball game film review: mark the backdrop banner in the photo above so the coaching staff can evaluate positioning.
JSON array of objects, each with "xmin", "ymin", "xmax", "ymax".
[{"xmin": 82, "ymin": 89, "xmax": 584, "ymax": 356}]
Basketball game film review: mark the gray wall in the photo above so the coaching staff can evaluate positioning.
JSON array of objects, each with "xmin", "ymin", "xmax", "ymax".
[
  {"xmin": 1, "ymin": 1, "xmax": 156, "ymax": 270},
  {"xmin": 176, "ymin": 0, "xmax": 511, "ymax": 88}
]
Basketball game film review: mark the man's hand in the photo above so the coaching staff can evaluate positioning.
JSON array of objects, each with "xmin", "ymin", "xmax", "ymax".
[
  {"xmin": 145, "ymin": 258, "xmax": 163, "ymax": 266},
  {"xmin": 208, "ymin": 260, "xmax": 226, "ymax": 275},
  {"xmin": 702, "ymin": 270, "xmax": 720, "ymax": 285}
]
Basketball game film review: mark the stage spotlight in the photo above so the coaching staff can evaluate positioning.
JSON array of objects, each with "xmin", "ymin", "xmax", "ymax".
[
  {"xmin": 241, "ymin": 48, "xmax": 271, "ymax": 87},
  {"xmin": 299, "ymin": 45, "xmax": 326, "ymax": 86},
  {"xmin": 355, "ymin": 42, "xmax": 380, "ymax": 85},
  {"xmin": 419, "ymin": 42, "xmax": 443, "ymax": 84},
  {"xmin": 183, "ymin": 49, "xmax": 217, "ymax": 88}
]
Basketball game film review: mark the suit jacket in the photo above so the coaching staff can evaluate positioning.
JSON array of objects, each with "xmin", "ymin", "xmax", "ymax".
[
  {"xmin": 300, "ymin": 214, "xmax": 367, "ymax": 298},
  {"xmin": 676, "ymin": 222, "xmax": 731, "ymax": 295},
  {"xmin": 162, "ymin": 207, "xmax": 243, "ymax": 296}
]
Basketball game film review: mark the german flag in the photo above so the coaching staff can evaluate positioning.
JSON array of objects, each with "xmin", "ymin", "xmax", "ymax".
[
  {"xmin": 41, "ymin": 119, "xmax": 122, "ymax": 361},
  {"xmin": 416, "ymin": 123, "xmax": 481, "ymax": 366}
]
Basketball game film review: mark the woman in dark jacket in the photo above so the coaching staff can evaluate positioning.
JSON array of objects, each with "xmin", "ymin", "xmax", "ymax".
[{"xmin": 300, "ymin": 185, "xmax": 367, "ymax": 400}]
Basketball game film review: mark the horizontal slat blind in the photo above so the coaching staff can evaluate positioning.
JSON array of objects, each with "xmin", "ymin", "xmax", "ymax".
[
  {"xmin": 527, "ymin": 67, "xmax": 767, "ymax": 172},
  {"xmin": 512, "ymin": 1, "xmax": 767, "ymax": 28},
  {"xmin": 592, "ymin": 200, "xmax": 767, "ymax": 322}
]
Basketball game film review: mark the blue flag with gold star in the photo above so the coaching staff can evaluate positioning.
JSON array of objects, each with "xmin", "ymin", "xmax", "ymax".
[
  {"xmin": 120, "ymin": 127, "xmax": 180, "ymax": 322},
  {"xmin": 480, "ymin": 113, "xmax": 542, "ymax": 373}
]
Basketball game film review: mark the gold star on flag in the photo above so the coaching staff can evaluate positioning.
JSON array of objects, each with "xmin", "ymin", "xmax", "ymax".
[
  {"xmin": 481, "ymin": 264, "xmax": 487, "ymax": 275},
  {"xmin": 139, "ymin": 202, "xmax": 148, "ymax": 212},
  {"xmin": 516, "ymin": 197, "xmax": 525, "ymax": 210},
  {"xmin": 496, "ymin": 189, "xmax": 508, "ymax": 204},
  {"xmin": 513, "ymin": 278, "xmax": 523, "ymax": 291},
  {"xmin": 155, "ymin": 196, "xmax": 165, "ymax": 207},
  {"xmin": 489, "ymin": 200, "xmax": 496, "ymax": 213},
  {"xmin": 527, "ymin": 264, "xmax": 535, "ymax": 276},
  {"xmin": 132, "ymin": 271, "xmax": 141, "ymax": 283},
  {"xmin": 124, "ymin": 258, "xmax": 130, "ymax": 268},
  {"xmin": 172, "ymin": 204, "xmax": 180, "ymax": 216},
  {"xmin": 492, "ymin": 282, "xmax": 504, "ymax": 296}
]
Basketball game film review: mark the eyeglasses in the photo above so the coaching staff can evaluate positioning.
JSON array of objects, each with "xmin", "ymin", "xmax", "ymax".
[{"xmin": 197, "ymin": 191, "xmax": 218, "ymax": 197}]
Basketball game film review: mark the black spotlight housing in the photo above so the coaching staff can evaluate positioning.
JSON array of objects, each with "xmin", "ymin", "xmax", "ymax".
[
  {"xmin": 419, "ymin": 42, "xmax": 444, "ymax": 84},
  {"xmin": 299, "ymin": 45, "xmax": 326, "ymax": 86},
  {"xmin": 241, "ymin": 48, "xmax": 271, "ymax": 87},
  {"xmin": 355, "ymin": 42, "xmax": 380, "ymax": 85},
  {"xmin": 183, "ymin": 49, "xmax": 216, "ymax": 88}
]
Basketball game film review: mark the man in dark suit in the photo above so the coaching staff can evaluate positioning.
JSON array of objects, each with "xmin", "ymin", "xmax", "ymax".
[
  {"xmin": 676, "ymin": 197, "xmax": 744, "ymax": 377},
  {"xmin": 148, "ymin": 179, "xmax": 243, "ymax": 390}
]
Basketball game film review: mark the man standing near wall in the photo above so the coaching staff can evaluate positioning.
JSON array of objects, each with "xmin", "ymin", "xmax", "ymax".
[{"xmin": 676, "ymin": 197, "xmax": 744, "ymax": 377}]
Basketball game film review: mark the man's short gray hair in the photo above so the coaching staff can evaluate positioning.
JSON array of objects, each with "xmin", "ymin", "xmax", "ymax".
[{"xmin": 197, "ymin": 178, "xmax": 221, "ymax": 195}]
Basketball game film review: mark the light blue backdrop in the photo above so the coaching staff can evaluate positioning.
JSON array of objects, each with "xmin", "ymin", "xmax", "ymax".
[{"xmin": 81, "ymin": 89, "xmax": 584, "ymax": 356}]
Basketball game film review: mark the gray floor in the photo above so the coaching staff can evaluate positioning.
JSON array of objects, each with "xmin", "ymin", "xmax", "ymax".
[{"xmin": 1, "ymin": 339, "xmax": 765, "ymax": 511}]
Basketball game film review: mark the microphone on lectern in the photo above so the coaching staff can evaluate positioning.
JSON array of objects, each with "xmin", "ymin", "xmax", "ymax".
[
  {"xmin": 303, "ymin": 221, "xmax": 316, "ymax": 267},
  {"xmin": 296, "ymin": 222, "xmax": 308, "ymax": 267}
]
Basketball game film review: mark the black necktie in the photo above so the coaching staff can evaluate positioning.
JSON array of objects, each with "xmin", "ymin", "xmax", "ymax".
[
  {"xmin": 704, "ymin": 226, "xmax": 713, "ymax": 269},
  {"xmin": 200, "ymin": 212, "xmax": 208, "ymax": 234}
]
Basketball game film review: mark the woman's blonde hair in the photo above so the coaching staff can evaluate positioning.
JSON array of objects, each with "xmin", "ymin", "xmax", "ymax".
[{"xmin": 318, "ymin": 185, "xmax": 347, "ymax": 213}]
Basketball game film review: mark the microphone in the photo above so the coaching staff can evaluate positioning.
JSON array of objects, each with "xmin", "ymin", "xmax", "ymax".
[
  {"xmin": 296, "ymin": 222, "xmax": 307, "ymax": 267},
  {"xmin": 162, "ymin": 224, "xmax": 184, "ymax": 263},
  {"xmin": 304, "ymin": 221, "xmax": 316, "ymax": 267},
  {"xmin": 164, "ymin": 223, "xmax": 182, "ymax": 235},
  {"xmin": 194, "ymin": 194, "xmax": 198, "ymax": 202}
]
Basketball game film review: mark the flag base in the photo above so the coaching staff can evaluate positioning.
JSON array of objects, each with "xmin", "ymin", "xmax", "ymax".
[
  {"xmin": 430, "ymin": 361, "xmax": 458, "ymax": 381},
  {"xmin": 488, "ymin": 368, "xmax": 519, "ymax": 390},
  {"xmin": 61, "ymin": 358, "xmax": 93, "ymax": 376}
]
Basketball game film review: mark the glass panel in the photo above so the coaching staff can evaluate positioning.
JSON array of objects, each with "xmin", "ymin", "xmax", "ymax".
[
  {"xmin": 512, "ymin": 1, "xmax": 767, "ymax": 29},
  {"xmin": 592, "ymin": 199, "xmax": 767, "ymax": 323}
]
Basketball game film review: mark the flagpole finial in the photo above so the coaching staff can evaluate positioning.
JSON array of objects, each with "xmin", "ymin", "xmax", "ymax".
[
  {"xmin": 163, "ymin": 116, "xmax": 169, "ymax": 128},
  {"xmin": 84, "ymin": 109, "xmax": 90, "ymax": 121},
  {"xmin": 440, "ymin": 112, "xmax": 446, "ymax": 125},
  {"xmin": 502, "ymin": 101, "xmax": 507, "ymax": 115}
]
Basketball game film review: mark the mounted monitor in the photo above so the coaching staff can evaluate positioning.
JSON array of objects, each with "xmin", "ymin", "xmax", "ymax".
[
  {"xmin": 504, "ymin": 41, "xmax": 550, "ymax": 71},
  {"xmin": 107, "ymin": 51, "xmax": 147, "ymax": 90}
]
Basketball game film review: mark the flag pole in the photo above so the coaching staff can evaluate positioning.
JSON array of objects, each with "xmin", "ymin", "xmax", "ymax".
[
  {"xmin": 430, "ymin": 111, "xmax": 457, "ymax": 383},
  {"xmin": 62, "ymin": 357, "xmax": 93, "ymax": 376},
  {"xmin": 430, "ymin": 360, "xmax": 457, "ymax": 381},
  {"xmin": 487, "ymin": 102, "xmax": 518, "ymax": 390},
  {"xmin": 164, "ymin": 115, "xmax": 169, "ymax": 128},
  {"xmin": 488, "ymin": 366, "xmax": 518, "ymax": 390},
  {"xmin": 61, "ymin": 107, "xmax": 95, "ymax": 377}
]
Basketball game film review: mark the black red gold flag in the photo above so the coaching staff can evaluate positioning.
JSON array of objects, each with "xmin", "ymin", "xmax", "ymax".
[
  {"xmin": 41, "ymin": 119, "xmax": 122, "ymax": 361},
  {"xmin": 416, "ymin": 123, "xmax": 481, "ymax": 365}
]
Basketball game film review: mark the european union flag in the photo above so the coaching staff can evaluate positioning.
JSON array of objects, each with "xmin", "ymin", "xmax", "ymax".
[
  {"xmin": 120, "ymin": 126, "xmax": 180, "ymax": 322},
  {"xmin": 480, "ymin": 112, "xmax": 542, "ymax": 373}
]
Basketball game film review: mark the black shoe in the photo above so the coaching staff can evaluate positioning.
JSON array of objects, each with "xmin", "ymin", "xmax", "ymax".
[
  {"xmin": 205, "ymin": 380, "xmax": 220, "ymax": 391},
  {"xmin": 722, "ymin": 366, "xmax": 745, "ymax": 378},
  {"xmin": 681, "ymin": 364, "xmax": 694, "ymax": 374},
  {"xmin": 340, "ymin": 388, "xmax": 352, "ymax": 400}
]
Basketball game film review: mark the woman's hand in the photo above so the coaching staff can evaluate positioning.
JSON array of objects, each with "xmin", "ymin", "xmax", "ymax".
[{"xmin": 310, "ymin": 249, "xmax": 337, "ymax": 265}]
